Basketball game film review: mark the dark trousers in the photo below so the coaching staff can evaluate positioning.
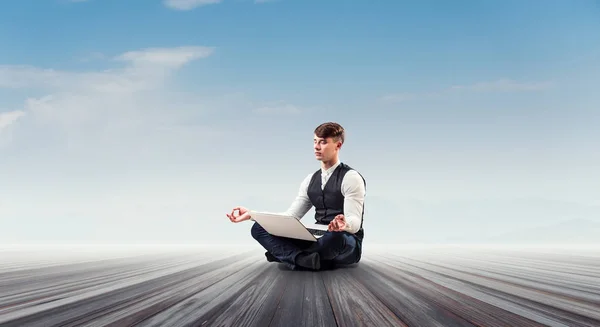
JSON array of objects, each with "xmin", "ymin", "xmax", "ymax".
[{"xmin": 250, "ymin": 222, "xmax": 361, "ymax": 270}]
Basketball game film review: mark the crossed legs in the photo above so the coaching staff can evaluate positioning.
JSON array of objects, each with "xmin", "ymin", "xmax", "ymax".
[{"xmin": 250, "ymin": 222, "xmax": 360, "ymax": 270}]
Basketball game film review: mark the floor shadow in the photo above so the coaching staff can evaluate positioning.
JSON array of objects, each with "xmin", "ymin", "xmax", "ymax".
[{"xmin": 274, "ymin": 262, "xmax": 360, "ymax": 272}]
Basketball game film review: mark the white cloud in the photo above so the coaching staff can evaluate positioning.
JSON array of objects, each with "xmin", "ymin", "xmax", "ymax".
[
  {"xmin": 0, "ymin": 46, "xmax": 213, "ymax": 93},
  {"xmin": 0, "ymin": 65, "xmax": 66, "ymax": 89},
  {"xmin": 0, "ymin": 45, "xmax": 241, "ymax": 237},
  {"xmin": 116, "ymin": 46, "xmax": 214, "ymax": 68},
  {"xmin": 0, "ymin": 110, "xmax": 25, "ymax": 148},
  {"xmin": 0, "ymin": 110, "xmax": 25, "ymax": 131},
  {"xmin": 0, "ymin": 45, "xmax": 219, "ymax": 152},
  {"xmin": 163, "ymin": 0, "xmax": 222, "ymax": 10}
]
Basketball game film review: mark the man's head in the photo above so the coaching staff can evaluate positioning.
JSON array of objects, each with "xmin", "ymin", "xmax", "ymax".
[{"xmin": 313, "ymin": 122, "xmax": 345, "ymax": 163}]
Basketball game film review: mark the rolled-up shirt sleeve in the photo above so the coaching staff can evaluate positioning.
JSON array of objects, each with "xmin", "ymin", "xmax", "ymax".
[{"xmin": 341, "ymin": 170, "xmax": 366, "ymax": 234}]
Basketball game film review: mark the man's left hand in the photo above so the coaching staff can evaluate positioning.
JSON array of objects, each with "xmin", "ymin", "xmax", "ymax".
[{"xmin": 328, "ymin": 214, "xmax": 346, "ymax": 232}]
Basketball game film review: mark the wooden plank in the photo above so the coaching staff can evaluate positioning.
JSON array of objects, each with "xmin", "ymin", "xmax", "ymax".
[
  {"xmin": 430, "ymin": 254, "xmax": 600, "ymax": 299},
  {"xmin": 136, "ymin": 260, "xmax": 281, "ymax": 326},
  {"xmin": 190, "ymin": 265, "xmax": 289, "ymax": 327},
  {"xmin": 320, "ymin": 266, "xmax": 409, "ymax": 327},
  {"xmin": 102, "ymin": 255, "xmax": 261, "ymax": 326},
  {"xmin": 350, "ymin": 261, "xmax": 478, "ymax": 327},
  {"xmin": 268, "ymin": 268, "xmax": 337, "ymax": 327},
  {"xmin": 372, "ymin": 252, "xmax": 600, "ymax": 327},
  {"xmin": 363, "ymin": 256, "xmax": 546, "ymax": 327},
  {"xmin": 267, "ymin": 269, "xmax": 305, "ymax": 326},
  {"xmin": 0, "ymin": 252, "xmax": 255, "ymax": 327},
  {"xmin": 1, "ymin": 245, "xmax": 599, "ymax": 327},
  {"xmin": 442, "ymin": 251, "xmax": 600, "ymax": 278},
  {"xmin": 0, "ymin": 256, "xmax": 204, "ymax": 313},
  {"xmin": 0, "ymin": 254, "xmax": 215, "ymax": 317},
  {"xmin": 384, "ymin": 253, "xmax": 600, "ymax": 320},
  {"xmin": 300, "ymin": 271, "xmax": 338, "ymax": 327}
]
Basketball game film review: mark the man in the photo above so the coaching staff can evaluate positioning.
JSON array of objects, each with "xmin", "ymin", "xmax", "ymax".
[{"xmin": 226, "ymin": 122, "xmax": 366, "ymax": 271}]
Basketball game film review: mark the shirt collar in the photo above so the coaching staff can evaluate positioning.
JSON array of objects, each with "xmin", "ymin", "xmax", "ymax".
[{"xmin": 321, "ymin": 160, "xmax": 341, "ymax": 175}]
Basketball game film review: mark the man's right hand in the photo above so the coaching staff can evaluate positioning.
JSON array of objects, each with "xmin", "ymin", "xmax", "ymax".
[{"xmin": 226, "ymin": 206, "xmax": 251, "ymax": 223}]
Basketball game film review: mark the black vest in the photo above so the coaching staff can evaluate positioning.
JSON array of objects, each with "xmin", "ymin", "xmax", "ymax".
[{"xmin": 306, "ymin": 162, "xmax": 365, "ymax": 242}]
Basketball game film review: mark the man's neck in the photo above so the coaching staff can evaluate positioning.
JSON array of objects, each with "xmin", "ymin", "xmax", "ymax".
[{"xmin": 321, "ymin": 158, "xmax": 339, "ymax": 170}]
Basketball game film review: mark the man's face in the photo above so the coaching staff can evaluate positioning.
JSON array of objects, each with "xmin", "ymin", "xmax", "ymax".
[{"xmin": 314, "ymin": 134, "xmax": 340, "ymax": 161}]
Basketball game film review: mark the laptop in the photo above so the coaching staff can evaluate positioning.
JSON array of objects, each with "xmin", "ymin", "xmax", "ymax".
[{"xmin": 249, "ymin": 211, "xmax": 329, "ymax": 242}]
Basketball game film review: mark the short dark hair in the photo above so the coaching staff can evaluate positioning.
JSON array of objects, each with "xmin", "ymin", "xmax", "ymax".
[{"xmin": 314, "ymin": 122, "xmax": 345, "ymax": 143}]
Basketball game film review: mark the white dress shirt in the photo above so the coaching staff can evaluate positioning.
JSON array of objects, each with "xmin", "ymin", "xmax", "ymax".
[{"xmin": 281, "ymin": 160, "xmax": 366, "ymax": 234}]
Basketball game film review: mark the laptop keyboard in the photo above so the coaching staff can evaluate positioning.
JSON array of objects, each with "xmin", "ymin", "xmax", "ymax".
[{"xmin": 307, "ymin": 228, "xmax": 327, "ymax": 236}]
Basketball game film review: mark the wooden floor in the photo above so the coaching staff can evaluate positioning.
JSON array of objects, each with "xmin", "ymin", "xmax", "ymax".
[{"xmin": 0, "ymin": 244, "xmax": 599, "ymax": 327}]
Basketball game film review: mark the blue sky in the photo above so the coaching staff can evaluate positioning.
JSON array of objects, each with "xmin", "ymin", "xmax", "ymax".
[{"xmin": 1, "ymin": 0, "xmax": 599, "ymax": 244}]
